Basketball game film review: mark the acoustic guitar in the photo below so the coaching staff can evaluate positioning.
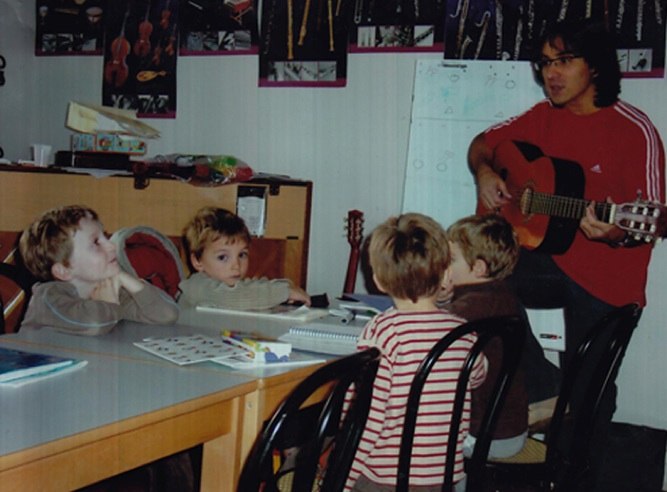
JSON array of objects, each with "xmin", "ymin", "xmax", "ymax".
[
  {"xmin": 478, "ymin": 140, "xmax": 666, "ymax": 254},
  {"xmin": 343, "ymin": 210, "xmax": 364, "ymax": 293}
]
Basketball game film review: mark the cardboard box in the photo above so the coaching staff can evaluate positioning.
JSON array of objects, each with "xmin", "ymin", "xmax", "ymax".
[
  {"xmin": 66, "ymin": 101, "xmax": 160, "ymax": 139},
  {"xmin": 71, "ymin": 133, "xmax": 147, "ymax": 155}
]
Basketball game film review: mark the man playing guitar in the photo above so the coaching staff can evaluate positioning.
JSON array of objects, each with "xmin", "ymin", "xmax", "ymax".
[{"xmin": 467, "ymin": 19, "xmax": 665, "ymax": 488}]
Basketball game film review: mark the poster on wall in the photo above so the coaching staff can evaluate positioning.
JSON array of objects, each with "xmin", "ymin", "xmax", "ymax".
[
  {"xmin": 35, "ymin": 0, "xmax": 106, "ymax": 55},
  {"xmin": 179, "ymin": 0, "xmax": 260, "ymax": 55},
  {"xmin": 443, "ymin": 0, "xmax": 667, "ymax": 78},
  {"xmin": 102, "ymin": 0, "xmax": 178, "ymax": 118},
  {"xmin": 349, "ymin": 0, "xmax": 445, "ymax": 52},
  {"xmin": 259, "ymin": 0, "xmax": 351, "ymax": 87}
]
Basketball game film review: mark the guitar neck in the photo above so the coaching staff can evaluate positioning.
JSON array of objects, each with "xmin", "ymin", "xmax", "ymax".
[
  {"xmin": 528, "ymin": 192, "xmax": 615, "ymax": 224},
  {"xmin": 343, "ymin": 250, "xmax": 360, "ymax": 294}
]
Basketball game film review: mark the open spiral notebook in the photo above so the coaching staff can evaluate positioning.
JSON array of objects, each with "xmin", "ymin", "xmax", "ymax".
[{"xmin": 278, "ymin": 320, "xmax": 364, "ymax": 356}]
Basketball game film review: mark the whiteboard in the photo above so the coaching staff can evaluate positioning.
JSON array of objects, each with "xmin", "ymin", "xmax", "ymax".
[{"xmin": 402, "ymin": 59, "xmax": 545, "ymax": 227}]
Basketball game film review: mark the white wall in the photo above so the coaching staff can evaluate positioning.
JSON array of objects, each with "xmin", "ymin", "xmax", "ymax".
[{"xmin": 2, "ymin": 1, "xmax": 667, "ymax": 430}]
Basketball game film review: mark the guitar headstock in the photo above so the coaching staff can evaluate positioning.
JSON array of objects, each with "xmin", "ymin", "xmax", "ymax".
[
  {"xmin": 345, "ymin": 210, "xmax": 364, "ymax": 249},
  {"xmin": 615, "ymin": 200, "xmax": 667, "ymax": 243}
]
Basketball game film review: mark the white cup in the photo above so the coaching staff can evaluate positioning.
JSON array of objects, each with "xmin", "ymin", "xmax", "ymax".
[{"xmin": 31, "ymin": 144, "xmax": 53, "ymax": 166}]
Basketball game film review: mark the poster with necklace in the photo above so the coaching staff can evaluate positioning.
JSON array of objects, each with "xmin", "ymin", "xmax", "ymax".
[
  {"xmin": 102, "ymin": 0, "xmax": 178, "ymax": 118},
  {"xmin": 259, "ymin": 0, "xmax": 351, "ymax": 87},
  {"xmin": 443, "ymin": 0, "xmax": 667, "ymax": 78},
  {"xmin": 179, "ymin": 0, "xmax": 260, "ymax": 55},
  {"xmin": 349, "ymin": 0, "xmax": 445, "ymax": 52}
]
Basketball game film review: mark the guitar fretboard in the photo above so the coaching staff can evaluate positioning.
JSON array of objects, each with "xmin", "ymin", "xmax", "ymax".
[{"xmin": 525, "ymin": 190, "xmax": 615, "ymax": 224}]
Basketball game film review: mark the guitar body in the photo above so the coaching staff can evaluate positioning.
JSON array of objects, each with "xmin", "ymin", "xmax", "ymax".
[{"xmin": 478, "ymin": 140, "xmax": 585, "ymax": 255}]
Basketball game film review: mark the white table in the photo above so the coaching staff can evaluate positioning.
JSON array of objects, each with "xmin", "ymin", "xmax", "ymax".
[{"xmin": 0, "ymin": 312, "xmax": 349, "ymax": 491}]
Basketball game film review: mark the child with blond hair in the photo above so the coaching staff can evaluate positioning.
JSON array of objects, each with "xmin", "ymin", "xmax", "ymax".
[
  {"xmin": 444, "ymin": 213, "xmax": 529, "ymax": 458},
  {"xmin": 346, "ymin": 213, "xmax": 486, "ymax": 492},
  {"xmin": 178, "ymin": 206, "xmax": 310, "ymax": 309}
]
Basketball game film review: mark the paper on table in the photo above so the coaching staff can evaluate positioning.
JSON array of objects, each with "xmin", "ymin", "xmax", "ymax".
[
  {"xmin": 134, "ymin": 334, "xmax": 247, "ymax": 365},
  {"xmin": 211, "ymin": 351, "xmax": 326, "ymax": 370},
  {"xmin": 195, "ymin": 304, "xmax": 329, "ymax": 322}
]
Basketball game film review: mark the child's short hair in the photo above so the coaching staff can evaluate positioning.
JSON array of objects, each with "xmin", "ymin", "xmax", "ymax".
[
  {"xmin": 19, "ymin": 205, "xmax": 99, "ymax": 281},
  {"xmin": 447, "ymin": 214, "xmax": 519, "ymax": 280},
  {"xmin": 369, "ymin": 213, "xmax": 449, "ymax": 303},
  {"xmin": 182, "ymin": 207, "xmax": 251, "ymax": 261}
]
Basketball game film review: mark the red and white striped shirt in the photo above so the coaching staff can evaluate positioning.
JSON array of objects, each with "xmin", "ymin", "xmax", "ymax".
[{"xmin": 345, "ymin": 308, "xmax": 487, "ymax": 490}]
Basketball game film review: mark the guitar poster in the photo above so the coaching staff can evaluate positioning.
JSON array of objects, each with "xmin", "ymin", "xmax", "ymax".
[
  {"xmin": 349, "ymin": 0, "xmax": 445, "ymax": 52},
  {"xmin": 102, "ymin": 0, "xmax": 178, "ymax": 118},
  {"xmin": 258, "ymin": 0, "xmax": 351, "ymax": 87},
  {"xmin": 443, "ymin": 0, "xmax": 667, "ymax": 78},
  {"xmin": 179, "ymin": 0, "xmax": 260, "ymax": 55},
  {"xmin": 35, "ymin": 0, "xmax": 106, "ymax": 56}
]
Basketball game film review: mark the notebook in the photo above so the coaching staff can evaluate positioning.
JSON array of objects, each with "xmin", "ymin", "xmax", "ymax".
[
  {"xmin": 340, "ymin": 293, "xmax": 393, "ymax": 312},
  {"xmin": 0, "ymin": 346, "xmax": 87, "ymax": 387},
  {"xmin": 278, "ymin": 321, "xmax": 364, "ymax": 356}
]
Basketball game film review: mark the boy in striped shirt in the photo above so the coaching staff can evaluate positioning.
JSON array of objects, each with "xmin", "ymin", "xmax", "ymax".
[{"xmin": 346, "ymin": 213, "xmax": 487, "ymax": 492}]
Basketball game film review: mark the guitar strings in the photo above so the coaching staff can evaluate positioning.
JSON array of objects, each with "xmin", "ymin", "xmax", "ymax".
[{"xmin": 505, "ymin": 184, "xmax": 614, "ymax": 220}]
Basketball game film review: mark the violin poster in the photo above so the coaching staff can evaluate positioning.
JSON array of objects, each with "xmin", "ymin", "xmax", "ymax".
[
  {"xmin": 102, "ymin": 0, "xmax": 178, "ymax": 118},
  {"xmin": 259, "ymin": 0, "xmax": 351, "ymax": 87},
  {"xmin": 443, "ymin": 0, "xmax": 667, "ymax": 78},
  {"xmin": 179, "ymin": 0, "xmax": 260, "ymax": 55},
  {"xmin": 35, "ymin": 0, "xmax": 105, "ymax": 55},
  {"xmin": 348, "ymin": 0, "xmax": 445, "ymax": 52}
]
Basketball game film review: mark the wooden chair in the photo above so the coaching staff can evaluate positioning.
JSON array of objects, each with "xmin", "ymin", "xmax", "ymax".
[
  {"xmin": 397, "ymin": 316, "xmax": 527, "ymax": 492},
  {"xmin": 483, "ymin": 303, "xmax": 642, "ymax": 492},
  {"xmin": 238, "ymin": 347, "xmax": 381, "ymax": 492}
]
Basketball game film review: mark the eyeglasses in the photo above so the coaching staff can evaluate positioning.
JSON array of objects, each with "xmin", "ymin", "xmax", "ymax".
[{"xmin": 532, "ymin": 54, "xmax": 583, "ymax": 71}]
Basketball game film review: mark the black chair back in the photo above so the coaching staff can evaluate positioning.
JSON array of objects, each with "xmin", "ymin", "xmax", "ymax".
[
  {"xmin": 397, "ymin": 316, "xmax": 526, "ymax": 492},
  {"xmin": 237, "ymin": 347, "xmax": 381, "ymax": 492},
  {"xmin": 544, "ymin": 302, "xmax": 641, "ymax": 490}
]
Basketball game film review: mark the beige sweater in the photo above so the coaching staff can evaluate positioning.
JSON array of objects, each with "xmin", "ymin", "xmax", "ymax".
[
  {"xmin": 177, "ymin": 272, "xmax": 290, "ymax": 310},
  {"xmin": 20, "ymin": 280, "xmax": 180, "ymax": 336}
]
